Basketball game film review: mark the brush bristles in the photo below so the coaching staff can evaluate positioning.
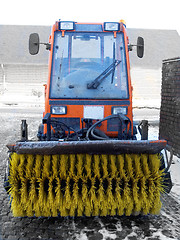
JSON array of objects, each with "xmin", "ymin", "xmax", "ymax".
[{"xmin": 8, "ymin": 153, "xmax": 164, "ymax": 217}]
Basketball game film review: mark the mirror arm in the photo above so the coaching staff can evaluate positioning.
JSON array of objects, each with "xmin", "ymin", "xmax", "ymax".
[
  {"xmin": 128, "ymin": 44, "xmax": 138, "ymax": 51},
  {"xmin": 128, "ymin": 44, "xmax": 136, "ymax": 51},
  {"xmin": 40, "ymin": 42, "xmax": 51, "ymax": 51},
  {"xmin": 128, "ymin": 43, "xmax": 143, "ymax": 50}
]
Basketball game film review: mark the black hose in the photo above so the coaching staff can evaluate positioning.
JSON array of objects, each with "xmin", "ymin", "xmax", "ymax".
[
  {"xmin": 86, "ymin": 115, "xmax": 114, "ymax": 140},
  {"xmin": 86, "ymin": 114, "xmax": 131, "ymax": 140},
  {"xmin": 91, "ymin": 128, "xmax": 109, "ymax": 140}
]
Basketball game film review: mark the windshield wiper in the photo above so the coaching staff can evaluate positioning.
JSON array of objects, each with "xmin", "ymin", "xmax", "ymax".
[{"xmin": 87, "ymin": 59, "xmax": 121, "ymax": 89}]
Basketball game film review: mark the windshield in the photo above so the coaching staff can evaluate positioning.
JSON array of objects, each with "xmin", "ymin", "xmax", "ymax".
[{"xmin": 50, "ymin": 31, "xmax": 129, "ymax": 99}]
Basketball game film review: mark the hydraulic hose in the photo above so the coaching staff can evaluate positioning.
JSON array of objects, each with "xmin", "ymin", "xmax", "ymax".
[{"xmin": 86, "ymin": 114, "xmax": 131, "ymax": 140}]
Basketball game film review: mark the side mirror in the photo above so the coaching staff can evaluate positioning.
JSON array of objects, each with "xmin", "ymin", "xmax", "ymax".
[
  {"xmin": 29, "ymin": 33, "xmax": 40, "ymax": 55},
  {"xmin": 137, "ymin": 37, "xmax": 144, "ymax": 58}
]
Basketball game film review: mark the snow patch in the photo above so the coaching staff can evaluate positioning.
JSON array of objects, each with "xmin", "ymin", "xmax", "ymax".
[
  {"xmin": 116, "ymin": 221, "xmax": 123, "ymax": 231},
  {"xmin": 146, "ymin": 230, "xmax": 176, "ymax": 240},
  {"xmin": 123, "ymin": 230, "xmax": 138, "ymax": 240},
  {"xmin": 74, "ymin": 230, "xmax": 88, "ymax": 240},
  {"xmin": 98, "ymin": 228, "xmax": 117, "ymax": 240}
]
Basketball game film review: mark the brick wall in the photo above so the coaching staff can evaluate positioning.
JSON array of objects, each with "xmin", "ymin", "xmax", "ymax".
[{"xmin": 159, "ymin": 57, "xmax": 180, "ymax": 156}]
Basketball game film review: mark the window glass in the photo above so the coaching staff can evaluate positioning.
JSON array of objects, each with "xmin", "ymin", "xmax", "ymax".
[{"xmin": 50, "ymin": 32, "xmax": 128, "ymax": 99}]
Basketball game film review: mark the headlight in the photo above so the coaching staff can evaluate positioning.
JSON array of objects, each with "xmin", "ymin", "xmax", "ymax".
[
  {"xmin": 112, "ymin": 106, "xmax": 127, "ymax": 115},
  {"xmin": 104, "ymin": 22, "xmax": 120, "ymax": 31},
  {"xmin": 59, "ymin": 21, "xmax": 75, "ymax": 30},
  {"xmin": 51, "ymin": 106, "xmax": 67, "ymax": 115}
]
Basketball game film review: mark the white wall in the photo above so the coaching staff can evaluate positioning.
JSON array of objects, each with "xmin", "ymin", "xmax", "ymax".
[
  {"xmin": 0, "ymin": 64, "xmax": 48, "ymax": 104},
  {"xmin": 130, "ymin": 67, "xmax": 162, "ymax": 108}
]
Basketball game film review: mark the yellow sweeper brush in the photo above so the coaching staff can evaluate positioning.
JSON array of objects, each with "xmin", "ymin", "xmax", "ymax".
[{"xmin": 6, "ymin": 140, "xmax": 171, "ymax": 217}]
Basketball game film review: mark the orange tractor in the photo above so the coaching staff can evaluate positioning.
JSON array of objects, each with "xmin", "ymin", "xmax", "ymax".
[{"xmin": 5, "ymin": 20, "xmax": 172, "ymax": 217}]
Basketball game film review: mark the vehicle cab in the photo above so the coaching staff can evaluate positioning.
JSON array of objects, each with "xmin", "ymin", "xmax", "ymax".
[{"xmin": 29, "ymin": 20, "xmax": 144, "ymax": 140}]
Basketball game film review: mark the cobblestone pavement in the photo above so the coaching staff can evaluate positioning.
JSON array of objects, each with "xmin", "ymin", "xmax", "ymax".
[{"xmin": 0, "ymin": 107, "xmax": 180, "ymax": 240}]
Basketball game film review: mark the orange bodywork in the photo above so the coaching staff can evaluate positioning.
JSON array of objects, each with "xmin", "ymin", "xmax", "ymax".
[{"xmin": 43, "ymin": 21, "xmax": 133, "ymax": 138}]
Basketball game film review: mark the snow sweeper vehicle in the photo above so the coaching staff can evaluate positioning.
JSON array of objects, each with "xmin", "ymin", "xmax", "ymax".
[{"xmin": 4, "ymin": 20, "xmax": 172, "ymax": 217}]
